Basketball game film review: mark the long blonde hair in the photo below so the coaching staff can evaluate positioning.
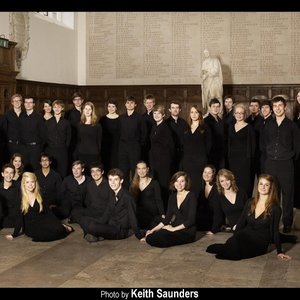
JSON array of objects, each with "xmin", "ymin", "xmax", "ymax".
[
  {"xmin": 21, "ymin": 172, "xmax": 43, "ymax": 214},
  {"xmin": 250, "ymin": 174, "xmax": 279, "ymax": 218},
  {"xmin": 80, "ymin": 101, "xmax": 98, "ymax": 125},
  {"xmin": 216, "ymin": 169, "xmax": 238, "ymax": 194}
]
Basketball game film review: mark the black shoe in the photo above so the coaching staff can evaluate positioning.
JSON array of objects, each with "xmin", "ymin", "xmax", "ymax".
[{"xmin": 283, "ymin": 226, "xmax": 292, "ymax": 233}]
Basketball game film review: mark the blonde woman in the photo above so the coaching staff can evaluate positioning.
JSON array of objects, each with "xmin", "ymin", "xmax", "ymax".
[
  {"xmin": 227, "ymin": 103, "xmax": 255, "ymax": 197},
  {"xmin": 207, "ymin": 174, "xmax": 296, "ymax": 260},
  {"xmin": 5, "ymin": 172, "xmax": 73, "ymax": 242},
  {"xmin": 76, "ymin": 101, "xmax": 102, "ymax": 170}
]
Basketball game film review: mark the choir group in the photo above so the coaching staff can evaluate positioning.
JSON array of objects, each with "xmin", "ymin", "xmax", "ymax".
[{"xmin": 0, "ymin": 91, "xmax": 299, "ymax": 261}]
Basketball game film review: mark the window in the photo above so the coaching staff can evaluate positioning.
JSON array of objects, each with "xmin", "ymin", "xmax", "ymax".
[{"xmin": 35, "ymin": 12, "xmax": 74, "ymax": 29}]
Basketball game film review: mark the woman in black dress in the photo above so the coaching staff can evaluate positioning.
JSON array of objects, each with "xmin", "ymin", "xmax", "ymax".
[
  {"xmin": 99, "ymin": 99, "xmax": 120, "ymax": 174},
  {"xmin": 130, "ymin": 161, "xmax": 164, "ymax": 230},
  {"xmin": 76, "ymin": 102, "xmax": 102, "ymax": 171},
  {"xmin": 197, "ymin": 164, "xmax": 221, "ymax": 233},
  {"xmin": 293, "ymin": 91, "xmax": 300, "ymax": 208},
  {"xmin": 181, "ymin": 105, "xmax": 211, "ymax": 201},
  {"xmin": 227, "ymin": 103, "xmax": 255, "ymax": 198},
  {"xmin": 206, "ymin": 174, "xmax": 295, "ymax": 260},
  {"xmin": 5, "ymin": 172, "xmax": 73, "ymax": 242},
  {"xmin": 215, "ymin": 169, "xmax": 248, "ymax": 231},
  {"xmin": 10, "ymin": 153, "xmax": 24, "ymax": 182},
  {"xmin": 143, "ymin": 171, "xmax": 197, "ymax": 248}
]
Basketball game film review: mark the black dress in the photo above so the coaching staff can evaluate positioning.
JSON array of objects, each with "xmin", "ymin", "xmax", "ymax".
[
  {"xmin": 146, "ymin": 191, "xmax": 197, "ymax": 248},
  {"xmin": 206, "ymin": 201, "xmax": 285, "ymax": 260},
  {"xmin": 99, "ymin": 116, "xmax": 120, "ymax": 174},
  {"xmin": 181, "ymin": 126, "xmax": 212, "ymax": 201},
  {"xmin": 136, "ymin": 179, "xmax": 164, "ymax": 229},
  {"xmin": 12, "ymin": 200, "xmax": 71, "ymax": 242},
  {"xmin": 228, "ymin": 124, "xmax": 255, "ymax": 197}
]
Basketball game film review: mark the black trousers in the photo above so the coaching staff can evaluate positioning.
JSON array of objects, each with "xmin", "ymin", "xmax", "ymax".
[{"xmin": 265, "ymin": 159, "xmax": 294, "ymax": 227}]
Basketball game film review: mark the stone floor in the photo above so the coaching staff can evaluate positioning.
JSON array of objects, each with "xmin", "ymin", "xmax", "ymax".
[{"xmin": 0, "ymin": 221, "xmax": 299, "ymax": 288}]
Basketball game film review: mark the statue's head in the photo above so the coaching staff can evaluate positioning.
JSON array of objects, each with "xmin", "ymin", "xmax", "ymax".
[{"xmin": 203, "ymin": 49, "xmax": 210, "ymax": 57}]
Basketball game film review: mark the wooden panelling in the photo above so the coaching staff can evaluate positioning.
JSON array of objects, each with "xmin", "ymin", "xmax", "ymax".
[{"xmin": 14, "ymin": 80, "xmax": 300, "ymax": 120}]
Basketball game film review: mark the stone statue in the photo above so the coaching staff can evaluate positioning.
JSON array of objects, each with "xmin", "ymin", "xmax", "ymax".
[{"xmin": 201, "ymin": 49, "xmax": 223, "ymax": 113}]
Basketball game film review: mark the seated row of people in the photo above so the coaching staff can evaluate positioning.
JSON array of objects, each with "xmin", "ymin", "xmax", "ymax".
[{"xmin": 1, "ymin": 157, "xmax": 296, "ymax": 261}]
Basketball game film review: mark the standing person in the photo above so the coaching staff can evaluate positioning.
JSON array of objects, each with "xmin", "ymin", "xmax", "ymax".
[
  {"xmin": 206, "ymin": 174, "xmax": 296, "ymax": 261},
  {"xmin": 118, "ymin": 96, "xmax": 147, "ymax": 189},
  {"xmin": 35, "ymin": 153, "xmax": 62, "ymax": 209},
  {"xmin": 143, "ymin": 171, "xmax": 197, "ymax": 248},
  {"xmin": 149, "ymin": 105, "xmax": 174, "ymax": 208},
  {"xmin": 228, "ymin": 103, "xmax": 255, "ymax": 198},
  {"xmin": 99, "ymin": 99, "xmax": 120, "ymax": 174},
  {"xmin": 10, "ymin": 153, "xmax": 24, "ymax": 182},
  {"xmin": 82, "ymin": 168, "xmax": 143, "ymax": 243},
  {"xmin": 259, "ymin": 100, "xmax": 273, "ymax": 173},
  {"xmin": 246, "ymin": 99, "xmax": 264, "ymax": 183},
  {"xmin": 65, "ymin": 92, "xmax": 84, "ymax": 166},
  {"xmin": 142, "ymin": 94, "xmax": 156, "ymax": 164},
  {"xmin": 204, "ymin": 98, "xmax": 225, "ymax": 171},
  {"xmin": 293, "ymin": 91, "xmax": 300, "ymax": 208},
  {"xmin": 5, "ymin": 172, "xmax": 74, "ymax": 242},
  {"xmin": 223, "ymin": 95, "xmax": 235, "ymax": 168},
  {"xmin": 0, "ymin": 164, "xmax": 20, "ymax": 228},
  {"xmin": 181, "ymin": 105, "xmax": 211, "ymax": 201},
  {"xmin": 201, "ymin": 49, "xmax": 223, "ymax": 113},
  {"xmin": 261, "ymin": 96, "xmax": 300, "ymax": 233},
  {"xmin": 76, "ymin": 101, "xmax": 102, "ymax": 172},
  {"xmin": 45, "ymin": 100, "xmax": 71, "ymax": 178},
  {"xmin": 4, "ymin": 94, "xmax": 23, "ymax": 158},
  {"xmin": 215, "ymin": 169, "xmax": 248, "ymax": 231},
  {"xmin": 19, "ymin": 96, "xmax": 46, "ymax": 172},
  {"xmin": 42, "ymin": 99, "xmax": 53, "ymax": 121},
  {"xmin": 165, "ymin": 101, "xmax": 189, "ymax": 174},
  {"xmin": 130, "ymin": 161, "xmax": 165, "ymax": 230}
]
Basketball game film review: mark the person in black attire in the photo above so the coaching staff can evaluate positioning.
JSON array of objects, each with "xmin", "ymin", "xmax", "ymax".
[
  {"xmin": 228, "ymin": 103, "xmax": 256, "ymax": 198},
  {"xmin": 181, "ymin": 105, "xmax": 212, "ymax": 202},
  {"xmin": 71, "ymin": 162, "xmax": 111, "ymax": 225},
  {"xmin": 223, "ymin": 95, "xmax": 236, "ymax": 168},
  {"xmin": 246, "ymin": 99, "xmax": 264, "ymax": 184},
  {"xmin": 149, "ymin": 105, "xmax": 174, "ymax": 209},
  {"xmin": 0, "ymin": 164, "xmax": 20, "ymax": 228},
  {"xmin": 19, "ymin": 96, "xmax": 46, "ymax": 172},
  {"xmin": 99, "ymin": 99, "xmax": 120, "ymax": 174},
  {"xmin": 76, "ymin": 101, "xmax": 102, "ymax": 172},
  {"xmin": 45, "ymin": 100, "xmax": 71, "ymax": 178},
  {"xmin": 204, "ymin": 98, "xmax": 225, "ymax": 171},
  {"xmin": 206, "ymin": 174, "xmax": 296, "ymax": 260},
  {"xmin": 165, "ymin": 101, "xmax": 189, "ymax": 174},
  {"xmin": 65, "ymin": 92, "xmax": 84, "ymax": 169},
  {"xmin": 214, "ymin": 169, "xmax": 248, "ymax": 231},
  {"xmin": 52, "ymin": 160, "xmax": 91, "ymax": 220},
  {"xmin": 42, "ymin": 99, "xmax": 53, "ymax": 121},
  {"xmin": 261, "ymin": 96, "xmax": 300, "ymax": 233},
  {"xmin": 0, "ymin": 114, "xmax": 6, "ymax": 170},
  {"xmin": 5, "ymin": 172, "xmax": 74, "ymax": 242},
  {"xmin": 259, "ymin": 100, "xmax": 273, "ymax": 173},
  {"xmin": 118, "ymin": 96, "xmax": 147, "ymax": 189},
  {"xmin": 4, "ymin": 94, "xmax": 23, "ymax": 159},
  {"xmin": 35, "ymin": 153, "xmax": 62, "ymax": 209},
  {"xmin": 10, "ymin": 153, "xmax": 24, "ymax": 182},
  {"xmin": 83, "ymin": 168, "xmax": 143, "ymax": 243},
  {"xmin": 197, "ymin": 165, "xmax": 221, "ymax": 233},
  {"xmin": 130, "ymin": 161, "xmax": 165, "ymax": 230},
  {"xmin": 143, "ymin": 171, "xmax": 197, "ymax": 248},
  {"xmin": 293, "ymin": 91, "xmax": 300, "ymax": 208},
  {"xmin": 142, "ymin": 94, "xmax": 156, "ymax": 164}
]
